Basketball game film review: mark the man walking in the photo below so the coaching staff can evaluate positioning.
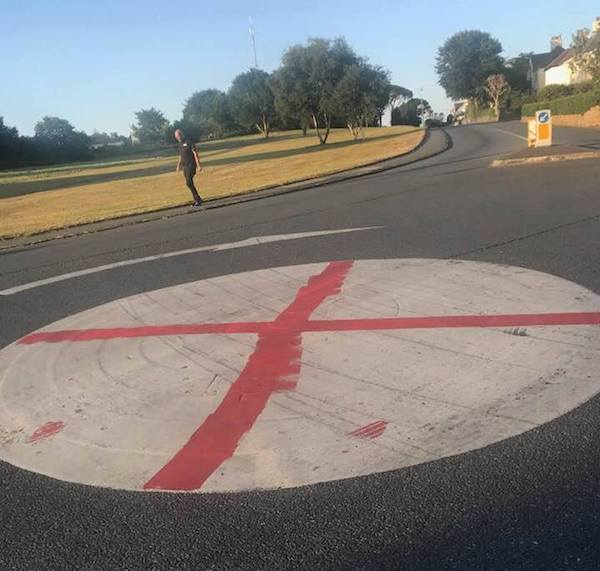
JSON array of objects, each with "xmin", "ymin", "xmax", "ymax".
[{"xmin": 175, "ymin": 129, "xmax": 203, "ymax": 207}]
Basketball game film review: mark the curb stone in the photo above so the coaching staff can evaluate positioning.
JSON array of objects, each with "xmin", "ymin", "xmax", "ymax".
[{"xmin": 492, "ymin": 150, "xmax": 600, "ymax": 168}]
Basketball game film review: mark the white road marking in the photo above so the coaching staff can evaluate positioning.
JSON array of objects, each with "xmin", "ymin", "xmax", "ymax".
[
  {"xmin": 492, "ymin": 127, "xmax": 528, "ymax": 142},
  {"xmin": 0, "ymin": 227, "xmax": 381, "ymax": 296}
]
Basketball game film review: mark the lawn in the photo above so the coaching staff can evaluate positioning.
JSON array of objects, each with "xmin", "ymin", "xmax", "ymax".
[{"xmin": 0, "ymin": 126, "xmax": 423, "ymax": 238}]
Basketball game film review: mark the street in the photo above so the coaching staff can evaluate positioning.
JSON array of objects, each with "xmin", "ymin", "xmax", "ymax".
[{"xmin": 2, "ymin": 121, "xmax": 600, "ymax": 570}]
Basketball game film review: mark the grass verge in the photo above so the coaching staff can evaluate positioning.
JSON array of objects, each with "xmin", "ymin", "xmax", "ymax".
[{"xmin": 0, "ymin": 127, "xmax": 423, "ymax": 238}]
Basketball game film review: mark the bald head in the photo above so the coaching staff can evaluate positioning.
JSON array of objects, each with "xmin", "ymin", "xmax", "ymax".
[{"xmin": 174, "ymin": 129, "xmax": 184, "ymax": 142}]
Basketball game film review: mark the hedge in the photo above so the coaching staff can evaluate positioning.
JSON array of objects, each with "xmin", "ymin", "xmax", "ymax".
[
  {"xmin": 522, "ymin": 90, "xmax": 600, "ymax": 117},
  {"xmin": 536, "ymin": 81, "xmax": 597, "ymax": 102}
]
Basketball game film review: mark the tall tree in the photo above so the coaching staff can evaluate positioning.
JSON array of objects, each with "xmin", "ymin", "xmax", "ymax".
[
  {"xmin": 131, "ymin": 108, "xmax": 170, "ymax": 145},
  {"xmin": 504, "ymin": 53, "xmax": 533, "ymax": 94},
  {"xmin": 228, "ymin": 69, "xmax": 276, "ymax": 138},
  {"xmin": 182, "ymin": 89, "xmax": 234, "ymax": 138},
  {"xmin": 0, "ymin": 117, "xmax": 20, "ymax": 164},
  {"xmin": 484, "ymin": 74, "xmax": 511, "ymax": 117},
  {"xmin": 436, "ymin": 30, "xmax": 504, "ymax": 101},
  {"xmin": 34, "ymin": 116, "xmax": 90, "ymax": 159},
  {"xmin": 273, "ymin": 38, "xmax": 360, "ymax": 144},
  {"xmin": 570, "ymin": 29, "xmax": 600, "ymax": 83},
  {"xmin": 34, "ymin": 117, "xmax": 85, "ymax": 146},
  {"xmin": 388, "ymin": 85, "xmax": 413, "ymax": 109},
  {"xmin": 333, "ymin": 62, "xmax": 391, "ymax": 138},
  {"xmin": 392, "ymin": 98, "xmax": 431, "ymax": 126}
]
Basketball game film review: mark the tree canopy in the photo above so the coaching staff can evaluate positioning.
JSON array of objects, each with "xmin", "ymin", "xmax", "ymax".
[
  {"xmin": 392, "ymin": 98, "xmax": 431, "ymax": 126},
  {"xmin": 332, "ymin": 62, "xmax": 391, "ymax": 138},
  {"xmin": 571, "ymin": 29, "xmax": 600, "ymax": 83},
  {"xmin": 389, "ymin": 85, "xmax": 413, "ymax": 109},
  {"xmin": 436, "ymin": 30, "xmax": 504, "ymax": 101},
  {"xmin": 228, "ymin": 69, "xmax": 276, "ymax": 138},
  {"xmin": 273, "ymin": 38, "xmax": 362, "ymax": 144},
  {"xmin": 182, "ymin": 89, "xmax": 234, "ymax": 138},
  {"xmin": 131, "ymin": 108, "xmax": 170, "ymax": 145}
]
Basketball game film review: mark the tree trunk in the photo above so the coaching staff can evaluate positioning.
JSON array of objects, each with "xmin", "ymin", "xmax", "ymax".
[
  {"xmin": 256, "ymin": 117, "xmax": 270, "ymax": 139},
  {"xmin": 321, "ymin": 115, "xmax": 331, "ymax": 145},
  {"xmin": 312, "ymin": 113, "xmax": 331, "ymax": 145},
  {"xmin": 313, "ymin": 114, "xmax": 324, "ymax": 144}
]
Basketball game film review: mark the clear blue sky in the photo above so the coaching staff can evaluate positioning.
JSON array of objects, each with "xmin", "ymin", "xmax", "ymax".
[{"xmin": 2, "ymin": 0, "xmax": 598, "ymax": 136}]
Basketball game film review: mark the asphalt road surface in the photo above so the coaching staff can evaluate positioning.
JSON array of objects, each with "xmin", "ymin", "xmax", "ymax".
[{"xmin": 1, "ymin": 121, "xmax": 600, "ymax": 570}]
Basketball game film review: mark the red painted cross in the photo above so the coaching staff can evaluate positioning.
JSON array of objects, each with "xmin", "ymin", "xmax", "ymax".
[{"xmin": 18, "ymin": 261, "xmax": 600, "ymax": 491}]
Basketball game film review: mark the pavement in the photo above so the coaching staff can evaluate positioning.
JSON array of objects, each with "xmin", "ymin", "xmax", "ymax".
[
  {"xmin": 492, "ymin": 123, "xmax": 600, "ymax": 166},
  {"xmin": 2, "ymin": 121, "xmax": 600, "ymax": 570}
]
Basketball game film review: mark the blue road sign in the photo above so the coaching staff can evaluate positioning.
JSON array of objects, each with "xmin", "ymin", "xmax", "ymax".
[{"xmin": 538, "ymin": 111, "xmax": 550, "ymax": 124}]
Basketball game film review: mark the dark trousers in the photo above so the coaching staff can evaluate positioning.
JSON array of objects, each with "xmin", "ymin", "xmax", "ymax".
[{"xmin": 183, "ymin": 167, "xmax": 201, "ymax": 203}]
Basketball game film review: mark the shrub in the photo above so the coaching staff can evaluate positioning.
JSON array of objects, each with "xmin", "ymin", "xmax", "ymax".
[
  {"xmin": 466, "ymin": 103, "xmax": 496, "ymax": 122},
  {"xmin": 538, "ymin": 84, "xmax": 575, "ymax": 100},
  {"xmin": 573, "ymin": 80, "xmax": 597, "ymax": 94},
  {"xmin": 522, "ymin": 90, "xmax": 600, "ymax": 117}
]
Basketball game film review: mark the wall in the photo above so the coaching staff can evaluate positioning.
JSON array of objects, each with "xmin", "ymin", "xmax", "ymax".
[
  {"xmin": 522, "ymin": 105, "xmax": 600, "ymax": 128},
  {"xmin": 545, "ymin": 62, "xmax": 573, "ymax": 86},
  {"xmin": 534, "ymin": 69, "xmax": 546, "ymax": 93}
]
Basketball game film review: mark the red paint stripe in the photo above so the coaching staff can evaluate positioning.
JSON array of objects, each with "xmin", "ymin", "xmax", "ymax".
[
  {"xmin": 144, "ymin": 261, "xmax": 354, "ymax": 491},
  {"xmin": 304, "ymin": 312, "xmax": 600, "ymax": 332},
  {"xmin": 349, "ymin": 421, "xmax": 388, "ymax": 440},
  {"xmin": 350, "ymin": 421, "xmax": 387, "ymax": 437},
  {"xmin": 29, "ymin": 421, "xmax": 65, "ymax": 443},
  {"xmin": 18, "ymin": 322, "xmax": 266, "ymax": 345},
  {"xmin": 19, "ymin": 312, "xmax": 600, "ymax": 346}
]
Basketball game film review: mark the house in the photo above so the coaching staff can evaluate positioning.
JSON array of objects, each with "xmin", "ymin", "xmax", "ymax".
[
  {"xmin": 451, "ymin": 100, "xmax": 469, "ymax": 123},
  {"xmin": 528, "ymin": 37, "xmax": 564, "ymax": 94},
  {"xmin": 544, "ymin": 18, "xmax": 600, "ymax": 86}
]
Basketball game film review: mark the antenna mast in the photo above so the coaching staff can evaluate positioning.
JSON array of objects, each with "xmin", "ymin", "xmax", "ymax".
[{"xmin": 249, "ymin": 17, "xmax": 258, "ymax": 68}]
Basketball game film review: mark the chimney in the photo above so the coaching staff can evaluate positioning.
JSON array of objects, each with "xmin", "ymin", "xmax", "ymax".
[
  {"xmin": 550, "ymin": 35, "xmax": 562, "ymax": 50},
  {"xmin": 592, "ymin": 17, "xmax": 600, "ymax": 34}
]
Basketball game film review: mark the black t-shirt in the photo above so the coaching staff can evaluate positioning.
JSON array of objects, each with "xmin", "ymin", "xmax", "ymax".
[{"xmin": 179, "ymin": 139, "xmax": 196, "ymax": 170}]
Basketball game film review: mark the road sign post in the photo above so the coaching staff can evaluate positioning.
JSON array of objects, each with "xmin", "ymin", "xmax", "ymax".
[{"xmin": 535, "ymin": 109, "xmax": 552, "ymax": 147}]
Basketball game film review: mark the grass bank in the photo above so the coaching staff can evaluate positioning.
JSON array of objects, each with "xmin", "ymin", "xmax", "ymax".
[{"xmin": 0, "ymin": 126, "xmax": 423, "ymax": 238}]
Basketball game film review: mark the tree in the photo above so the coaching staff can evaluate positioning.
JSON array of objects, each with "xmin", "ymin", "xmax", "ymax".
[
  {"xmin": 34, "ymin": 116, "xmax": 90, "ymax": 161},
  {"xmin": 273, "ymin": 38, "xmax": 360, "ymax": 144},
  {"xmin": 436, "ymin": 30, "xmax": 504, "ymax": 101},
  {"xmin": 570, "ymin": 29, "xmax": 600, "ymax": 83},
  {"xmin": 389, "ymin": 85, "xmax": 413, "ymax": 109},
  {"xmin": 228, "ymin": 69, "xmax": 276, "ymax": 138},
  {"xmin": 503, "ymin": 53, "xmax": 533, "ymax": 94},
  {"xmin": 392, "ymin": 98, "xmax": 431, "ymax": 126},
  {"xmin": 333, "ymin": 62, "xmax": 391, "ymax": 139},
  {"xmin": 182, "ymin": 89, "xmax": 234, "ymax": 138},
  {"xmin": 0, "ymin": 117, "xmax": 20, "ymax": 165},
  {"xmin": 484, "ymin": 74, "xmax": 510, "ymax": 117},
  {"xmin": 131, "ymin": 108, "xmax": 170, "ymax": 145},
  {"xmin": 34, "ymin": 117, "xmax": 85, "ymax": 146}
]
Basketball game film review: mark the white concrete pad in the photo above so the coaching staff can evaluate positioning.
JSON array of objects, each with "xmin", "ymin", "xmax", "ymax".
[{"xmin": 0, "ymin": 259, "xmax": 599, "ymax": 493}]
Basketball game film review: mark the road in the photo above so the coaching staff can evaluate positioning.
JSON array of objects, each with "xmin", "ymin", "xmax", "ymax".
[{"xmin": 1, "ymin": 121, "xmax": 600, "ymax": 570}]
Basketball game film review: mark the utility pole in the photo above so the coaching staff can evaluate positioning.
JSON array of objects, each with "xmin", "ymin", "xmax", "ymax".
[{"xmin": 249, "ymin": 17, "xmax": 258, "ymax": 69}]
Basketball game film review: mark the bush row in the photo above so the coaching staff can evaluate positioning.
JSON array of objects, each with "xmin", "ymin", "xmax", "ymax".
[
  {"xmin": 522, "ymin": 90, "xmax": 600, "ymax": 117},
  {"xmin": 536, "ymin": 81, "xmax": 597, "ymax": 102}
]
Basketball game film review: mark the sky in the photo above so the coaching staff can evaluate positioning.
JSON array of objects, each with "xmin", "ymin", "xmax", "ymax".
[{"xmin": 1, "ymin": 0, "xmax": 598, "ymax": 136}]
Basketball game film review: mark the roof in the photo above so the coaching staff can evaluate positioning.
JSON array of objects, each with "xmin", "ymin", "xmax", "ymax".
[
  {"xmin": 530, "ymin": 46, "xmax": 564, "ymax": 70},
  {"xmin": 546, "ymin": 32, "xmax": 600, "ymax": 70},
  {"xmin": 546, "ymin": 47, "xmax": 575, "ymax": 70}
]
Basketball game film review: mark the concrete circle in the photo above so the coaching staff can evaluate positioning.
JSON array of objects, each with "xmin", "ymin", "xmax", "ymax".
[{"xmin": 0, "ymin": 259, "xmax": 599, "ymax": 493}]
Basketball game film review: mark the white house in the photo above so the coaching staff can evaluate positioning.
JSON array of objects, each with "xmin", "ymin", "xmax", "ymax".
[
  {"xmin": 528, "ymin": 37, "xmax": 564, "ymax": 94},
  {"xmin": 544, "ymin": 17, "xmax": 600, "ymax": 87}
]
